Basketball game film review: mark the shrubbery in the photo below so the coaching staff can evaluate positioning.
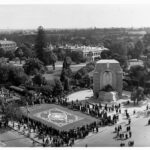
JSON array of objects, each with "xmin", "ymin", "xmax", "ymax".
[
  {"xmin": 0, "ymin": 62, "xmax": 28, "ymax": 86},
  {"xmin": 74, "ymin": 62, "xmax": 95, "ymax": 80},
  {"xmin": 73, "ymin": 62, "xmax": 95, "ymax": 88},
  {"xmin": 23, "ymin": 58, "xmax": 45, "ymax": 75}
]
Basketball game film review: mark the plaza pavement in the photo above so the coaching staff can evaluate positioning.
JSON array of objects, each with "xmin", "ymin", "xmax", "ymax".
[
  {"xmin": 7, "ymin": 121, "xmax": 43, "ymax": 146},
  {"xmin": 74, "ymin": 111, "xmax": 150, "ymax": 147},
  {"xmin": 0, "ymin": 127, "xmax": 37, "ymax": 147},
  {"xmin": 67, "ymin": 89, "xmax": 93, "ymax": 102},
  {"xmin": 67, "ymin": 89, "xmax": 150, "ymax": 146}
]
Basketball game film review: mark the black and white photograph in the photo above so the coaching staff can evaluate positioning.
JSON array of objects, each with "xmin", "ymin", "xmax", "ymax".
[{"xmin": 0, "ymin": 0, "xmax": 150, "ymax": 147}]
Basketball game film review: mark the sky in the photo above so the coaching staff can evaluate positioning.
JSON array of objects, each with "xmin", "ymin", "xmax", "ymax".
[{"xmin": 0, "ymin": 4, "xmax": 150, "ymax": 29}]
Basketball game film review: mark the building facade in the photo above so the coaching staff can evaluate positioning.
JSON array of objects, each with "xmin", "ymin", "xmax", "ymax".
[
  {"xmin": 71, "ymin": 45, "xmax": 108, "ymax": 61},
  {"xmin": 0, "ymin": 39, "xmax": 17, "ymax": 51},
  {"xmin": 127, "ymin": 59, "xmax": 144, "ymax": 70}
]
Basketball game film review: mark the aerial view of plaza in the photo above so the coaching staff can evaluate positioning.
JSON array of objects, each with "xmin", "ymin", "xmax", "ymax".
[{"xmin": 1, "ymin": 1, "xmax": 150, "ymax": 147}]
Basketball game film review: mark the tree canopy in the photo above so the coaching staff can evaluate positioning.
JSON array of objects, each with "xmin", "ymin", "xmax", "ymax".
[
  {"xmin": 43, "ymin": 48, "xmax": 57, "ymax": 70},
  {"xmin": 35, "ymin": 26, "xmax": 47, "ymax": 62},
  {"xmin": 23, "ymin": 58, "xmax": 45, "ymax": 75}
]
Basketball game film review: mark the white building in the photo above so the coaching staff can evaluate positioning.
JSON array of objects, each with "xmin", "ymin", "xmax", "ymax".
[
  {"xmin": 0, "ymin": 39, "xmax": 17, "ymax": 51},
  {"xmin": 70, "ymin": 45, "xmax": 108, "ymax": 61},
  {"xmin": 127, "ymin": 59, "xmax": 144, "ymax": 70}
]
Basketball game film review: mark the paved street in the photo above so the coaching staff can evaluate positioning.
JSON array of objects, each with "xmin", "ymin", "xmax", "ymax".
[
  {"xmin": 1, "ymin": 110, "xmax": 150, "ymax": 147},
  {"xmin": 74, "ymin": 110, "xmax": 150, "ymax": 147},
  {"xmin": 0, "ymin": 127, "xmax": 36, "ymax": 147}
]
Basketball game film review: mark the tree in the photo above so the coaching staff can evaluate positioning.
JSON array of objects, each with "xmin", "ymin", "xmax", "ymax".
[
  {"xmin": 35, "ymin": 26, "xmax": 47, "ymax": 62},
  {"xmin": 109, "ymin": 41, "xmax": 127, "ymax": 57},
  {"xmin": 53, "ymin": 48, "xmax": 66, "ymax": 61},
  {"xmin": 53, "ymin": 78, "xmax": 63, "ymax": 96},
  {"xmin": 60, "ymin": 57, "xmax": 72, "ymax": 82},
  {"xmin": 4, "ymin": 102, "xmax": 23, "ymax": 120},
  {"xmin": 129, "ymin": 65, "xmax": 147, "ymax": 86},
  {"xmin": 126, "ymin": 41, "xmax": 135, "ymax": 59},
  {"xmin": 0, "ymin": 62, "xmax": 29, "ymax": 86},
  {"xmin": 15, "ymin": 48, "xmax": 24, "ymax": 64},
  {"xmin": 60, "ymin": 57, "xmax": 72, "ymax": 91},
  {"xmin": 5, "ymin": 51, "xmax": 15, "ymax": 60},
  {"xmin": 75, "ymin": 62, "xmax": 95, "ymax": 80},
  {"xmin": 0, "ymin": 48, "xmax": 5, "ymax": 57},
  {"xmin": 43, "ymin": 49, "xmax": 57, "ymax": 70},
  {"xmin": 136, "ymin": 87, "xmax": 144, "ymax": 104},
  {"xmin": 0, "ymin": 63, "xmax": 10, "ymax": 83},
  {"xmin": 23, "ymin": 58, "xmax": 45, "ymax": 75},
  {"xmin": 70, "ymin": 51, "xmax": 86, "ymax": 63},
  {"xmin": 60, "ymin": 68, "xmax": 72, "ymax": 83},
  {"xmin": 33, "ymin": 74, "xmax": 46, "ymax": 86},
  {"xmin": 9, "ymin": 67, "xmax": 29, "ymax": 86},
  {"xmin": 64, "ymin": 77, "xmax": 70, "ymax": 91},
  {"xmin": 101, "ymin": 50, "xmax": 112, "ymax": 59},
  {"xmin": 20, "ymin": 44, "xmax": 33, "ymax": 58},
  {"xmin": 131, "ymin": 88, "xmax": 137, "ymax": 105},
  {"xmin": 40, "ymin": 85, "xmax": 54, "ymax": 96},
  {"xmin": 133, "ymin": 40, "xmax": 144, "ymax": 59},
  {"xmin": 143, "ymin": 33, "xmax": 150, "ymax": 48},
  {"xmin": 83, "ymin": 74, "xmax": 91, "ymax": 87},
  {"xmin": 131, "ymin": 87, "xmax": 144, "ymax": 105},
  {"xmin": 103, "ymin": 38, "xmax": 112, "ymax": 49},
  {"xmin": 62, "ymin": 56, "xmax": 72, "ymax": 69}
]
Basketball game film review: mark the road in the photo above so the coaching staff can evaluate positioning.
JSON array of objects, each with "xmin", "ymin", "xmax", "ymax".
[
  {"xmin": 0, "ymin": 127, "xmax": 35, "ymax": 147},
  {"xmin": 74, "ymin": 111, "xmax": 150, "ymax": 147},
  {"xmin": 12, "ymin": 61, "xmax": 86, "ymax": 69},
  {"xmin": 1, "ymin": 110, "xmax": 150, "ymax": 147}
]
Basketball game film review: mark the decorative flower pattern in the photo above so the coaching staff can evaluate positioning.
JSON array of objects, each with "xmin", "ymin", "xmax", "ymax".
[{"xmin": 34, "ymin": 108, "xmax": 83, "ymax": 127}]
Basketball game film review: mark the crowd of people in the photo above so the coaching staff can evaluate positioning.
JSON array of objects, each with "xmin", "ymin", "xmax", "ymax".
[
  {"xmin": 13, "ymin": 116, "xmax": 100, "ymax": 147},
  {"xmin": 26, "ymin": 92, "xmax": 121, "ymax": 127},
  {"xmin": 115, "ymin": 123, "xmax": 132, "ymax": 140},
  {"xmin": 0, "ymin": 88, "xmax": 137, "ymax": 147},
  {"xmin": 17, "ymin": 94, "xmax": 122, "ymax": 146},
  {"xmin": 114, "ymin": 120, "xmax": 134, "ymax": 147},
  {"xmin": 0, "ymin": 90, "xmax": 123, "ymax": 147}
]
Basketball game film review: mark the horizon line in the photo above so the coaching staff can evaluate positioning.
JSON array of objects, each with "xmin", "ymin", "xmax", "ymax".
[{"xmin": 0, "ymin": 26, "xmax": 150, "ymax": 31}]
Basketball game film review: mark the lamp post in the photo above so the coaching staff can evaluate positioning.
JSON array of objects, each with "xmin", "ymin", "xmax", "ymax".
[{"xmin": 26, "ymin": 102, "xmax": 30, "ymax": 137}]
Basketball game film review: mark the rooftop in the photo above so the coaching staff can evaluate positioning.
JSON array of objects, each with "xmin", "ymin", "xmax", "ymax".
[{"xmin": 96, "ymin": 59, "xmax": 119, "ymax": 64}]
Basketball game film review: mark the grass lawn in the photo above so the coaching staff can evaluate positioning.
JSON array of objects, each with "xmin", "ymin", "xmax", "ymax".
[
  {"xmin": 44, "ymin": 62, "xmax": 85, "ymax": 81},
  {"xmin": 43, "ymin": 71, "xmax": 61, "ymax": 80},
  {"xmin": 20, "ymin": 104, "xmax": 98, "ymax": 131}
]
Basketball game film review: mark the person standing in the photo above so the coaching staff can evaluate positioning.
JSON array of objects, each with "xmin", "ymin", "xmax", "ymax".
[
  {"xmin": 128, "ymin": 119, "xmax": 131, "ymax": 125},
  {"xmin": 129, "ymin": 131, "xmax": 132, "ymax": 138},
  {"xmin": 126, "ymin": 126, "xmax": 128, "ymax": 132},
  {"xmin": 96, "ymin": 126, "xmax": 98, "ymax": 133},
  {"xmin": 119, "ymin": 109, "xmax": 121, "ymax": 114}
]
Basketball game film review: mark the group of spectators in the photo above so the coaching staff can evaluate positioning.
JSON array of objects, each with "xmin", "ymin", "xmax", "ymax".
[
  {"xmin": 1, "ymin": 88, "xmax": 124, "ymax": 147},
  {"xmin": 13, "ymin": 116, "xmax": 100, "ymax": 147},
  {"xmin": 115, "ymin": 124, "xmax": 132, "ymax": 141},
  {"xmin": 4, "ymin": 91, "xmax": 123, "ymax": 147},
  {"xmin": 26, "ymin": 92, "xmax": 122, "ymax": 127},
  {"xmin": 117, "ymin": 120, "xmax": 134, "ymax": 147}
]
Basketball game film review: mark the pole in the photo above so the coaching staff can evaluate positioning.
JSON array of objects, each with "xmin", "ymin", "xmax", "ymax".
[
  {"xmin": 26, "ymin": 102, "xmax": 30, "ymax": 137},
  {"xmin": 26, "ymin": 102, "xmax": 29, "ymax": 128}
]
